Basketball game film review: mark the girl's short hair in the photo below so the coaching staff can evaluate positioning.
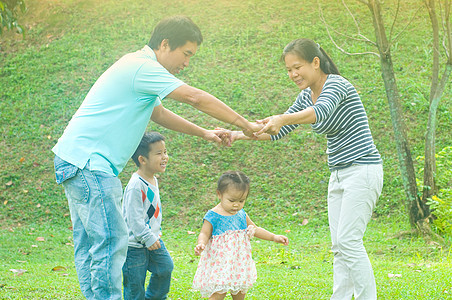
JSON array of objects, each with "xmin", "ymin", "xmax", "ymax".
[
  {"xmin": 131, "ymin": 132, "xmax": 165, "ymax": 167},
  {"xmin": 217, "ymin": 171, "xmax": 250, "ymax": 195}
]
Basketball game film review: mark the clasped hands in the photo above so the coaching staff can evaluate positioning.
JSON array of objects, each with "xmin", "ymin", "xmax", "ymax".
[{"xmin": 211, "ymin": 115, "xmax": 284, "ymax": 147}]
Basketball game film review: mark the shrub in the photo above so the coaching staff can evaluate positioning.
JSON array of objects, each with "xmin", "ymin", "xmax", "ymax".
[
  {"xmin": 417, "ymin": 146, "xmax": 452, "ymax": 237},
  {"xmin": 0, "ymin": 0, "xmax": 26, "ymax": 35}
]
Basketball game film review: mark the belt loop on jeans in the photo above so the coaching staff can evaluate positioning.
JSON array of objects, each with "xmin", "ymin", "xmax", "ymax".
[{"xmin": 333, "ymin": 169, "xmax": 339, "ymax": 182}]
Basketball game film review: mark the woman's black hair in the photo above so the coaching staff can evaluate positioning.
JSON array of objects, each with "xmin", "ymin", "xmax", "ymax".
[{"xmin": 281, "ymin": 38, "xmax": 340, "ymax": 75}]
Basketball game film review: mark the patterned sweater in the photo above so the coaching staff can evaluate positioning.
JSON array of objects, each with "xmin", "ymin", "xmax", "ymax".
[
  {"xmin": 271, "ymin": 74, "xmax": 382, "ymax": 170},
  {"xmin": 123, "ymin": 173, "xmax": 162, "ymax": 248}
]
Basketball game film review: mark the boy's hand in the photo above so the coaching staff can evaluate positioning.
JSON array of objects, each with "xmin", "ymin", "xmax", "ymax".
[
  {"xmin": 194, "ymin": 243, "xmax": 206, "ymax": 256},
  {"xmin": 148, "ymin": 240, "xmax": 161, "ymax": 251},
  {"xmin": 273, "ymin": 235, "xmax": 289, "ymax": 246}
]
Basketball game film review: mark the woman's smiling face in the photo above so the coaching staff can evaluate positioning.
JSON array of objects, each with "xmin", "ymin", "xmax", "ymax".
[{"xmin": 284, "ymin": 52, "xmax": 319, "ymax": 90}]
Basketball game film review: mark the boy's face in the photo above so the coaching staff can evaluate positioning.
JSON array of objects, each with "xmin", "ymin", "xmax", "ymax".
[{"xmin": 140, "ymin": 141, "xmax": 169, "ymax": 175}]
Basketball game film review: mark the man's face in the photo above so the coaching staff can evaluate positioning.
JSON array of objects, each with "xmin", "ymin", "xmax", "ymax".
[{"xmin": 158, "ymin": 40, "xmax": 198, "ymax": 75}]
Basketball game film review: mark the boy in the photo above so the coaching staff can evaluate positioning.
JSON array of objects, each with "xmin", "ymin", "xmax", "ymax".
[{"xmin": 122, "ymin": 132, "xmax": 173, "ymax": 300}]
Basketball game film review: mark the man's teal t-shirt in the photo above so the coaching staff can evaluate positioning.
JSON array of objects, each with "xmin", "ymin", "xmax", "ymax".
[{"xmin": 52, "ymin": 46, "xmax": 184, "ymax": 176}]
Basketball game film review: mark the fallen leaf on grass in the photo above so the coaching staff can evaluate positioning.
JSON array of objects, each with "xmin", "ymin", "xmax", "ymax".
[
  {"xmin": 19, "ymin": 157, "xmax": 25, "ymax": 163},
  {"xmin": 187, "ymin": 231, "xmax": 196, "ymax": 235},
  {"xmin": 285, "ymin": 229, "xmax": 291, "ymax": 233},
  {"xmin": 388, "ymin": 273, "xmax": 402, "ymax": 278},
  {"xmin": 301, "ymin": 219, "xmax": 309, "ymax": 226},
  {"xmin": 9, "ymin": 269, "xmax": 26, "ymax": 276},
  {"xmin": 5, "ymin": 181, "xmax": 13, "ymax": 187},
  {"xmin": 36, "ymin": 237, "xmax": 45, "ymax": 242},
  {"xmin": 52, "ymin": 266, "xmax": 67, "ymax": 272}
]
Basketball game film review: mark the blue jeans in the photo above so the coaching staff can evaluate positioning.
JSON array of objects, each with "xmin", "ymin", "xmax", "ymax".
[
  {"xmin": 54, "ymin": 156, "xmax": 128, "ymax": 300},
  {"xmin": 122, "ymin": 240, "xmax": 174, "ymax": 300}
]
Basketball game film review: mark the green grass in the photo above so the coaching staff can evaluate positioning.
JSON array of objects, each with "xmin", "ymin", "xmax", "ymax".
[
  {"xmin": 0, "ymin": 0, "xmax": 451, "ymax": 299},
  {"xmin": 1, "ymin": 220, "xmax": 451, "ymax": 299}
]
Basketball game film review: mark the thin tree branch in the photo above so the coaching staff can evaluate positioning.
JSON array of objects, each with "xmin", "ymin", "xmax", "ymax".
[
  {"xmin": 319, "ymin": 1, "xmax": 380, "ymax": 57},
  {"xmin": 388, "ymin": 0, "xmax": 401, "ymax": 43},
  {"xmin": 342, "ymin": 0, "xmax": 376, "ymax": 45},
  {"xmin": 390, "ymin": 5, "xmax": 423, "ymax": 45},
  {"xmin": 442, "ymin": 0, "xmax": 451, "ymax": 60}
]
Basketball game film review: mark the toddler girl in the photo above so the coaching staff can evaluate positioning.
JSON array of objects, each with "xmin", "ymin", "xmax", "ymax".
[{"xmin": 192, "ymin": 171, "xmax": 289, "ymax": 300}]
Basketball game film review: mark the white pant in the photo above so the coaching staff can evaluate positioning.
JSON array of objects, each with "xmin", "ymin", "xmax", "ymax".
[{"xmin": 328, "ymin": 164, "xmax": 383, "ymax": 300}]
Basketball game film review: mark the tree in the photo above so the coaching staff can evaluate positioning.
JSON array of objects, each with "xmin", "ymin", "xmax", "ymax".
[
  {"xmin": 320, "ymin": 0, "xmax": 451, "ymax": 234},
  {"xmin": 0, "ymin": 0, "xmax": 26, "ymax": 35}
]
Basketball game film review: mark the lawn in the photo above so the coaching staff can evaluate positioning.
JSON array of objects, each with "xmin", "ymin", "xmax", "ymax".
[{"xmin": 0, "ymin": 0, "xmax": 451, "ymax": 299}]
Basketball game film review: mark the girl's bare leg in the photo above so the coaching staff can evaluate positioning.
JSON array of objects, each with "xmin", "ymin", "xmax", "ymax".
[
  {"xmin": 209, "ymin": 293, "xmax": 227, "ymax": 300},
  {"xmin": 232, "ymin": 292, "xmax": 246, "ymax": 300}
]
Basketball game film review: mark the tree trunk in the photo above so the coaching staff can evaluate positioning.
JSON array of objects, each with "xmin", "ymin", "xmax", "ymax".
[
  {"xmin": 422, "ymin": 0, "xmax": 452, "ymax": 208},
  {"xmin": 366, "ymin": 0, "xmax": 428, "ymax": 227}
]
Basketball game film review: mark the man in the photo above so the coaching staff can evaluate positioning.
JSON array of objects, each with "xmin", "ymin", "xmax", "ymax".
[{"xmin": 53, "ymin": 15, "xmax": 260, "ymax": 300}]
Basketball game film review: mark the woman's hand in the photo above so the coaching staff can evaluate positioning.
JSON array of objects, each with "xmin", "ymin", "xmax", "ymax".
[
  {"xmin": 244, "ymin": 122, "xmax": 264, "ymax": 137},
  {"xmin": 256, "ymin": 115, "xmax": 284, "ymax": 135}
]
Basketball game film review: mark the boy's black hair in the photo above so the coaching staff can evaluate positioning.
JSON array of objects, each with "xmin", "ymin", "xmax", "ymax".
[
  {"xmin": 132, "ymin": 132, "xmax": 165, "ymax": 167},
  {"xmin": 148, "ymin": 15, "xmax": 203, "ymax": 51}
]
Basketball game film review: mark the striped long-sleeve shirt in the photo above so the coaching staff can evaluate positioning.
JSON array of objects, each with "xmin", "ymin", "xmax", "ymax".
[{"xmin": 271, "ymin": 74, "xmax": 382, "ymax": 170}]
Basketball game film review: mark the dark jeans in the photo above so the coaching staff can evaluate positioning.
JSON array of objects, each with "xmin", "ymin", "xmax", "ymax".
[{"xmin": 122, "ymin": 240, "xmax": 174, "ymax": 300}]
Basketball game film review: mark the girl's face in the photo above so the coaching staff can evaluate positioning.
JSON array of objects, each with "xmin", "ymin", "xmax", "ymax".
[
  {"xmin": 217, "ymin": 186, "xmax": 248, "ymax": 215},
  {"xmin": 284, "ymin": 52, "xmax": 320, "ymax": 90}
]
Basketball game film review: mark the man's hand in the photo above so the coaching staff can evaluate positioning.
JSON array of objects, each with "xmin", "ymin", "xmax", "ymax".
[
  {"xmin": 147, "ymin": 240, "xmax": 161, "ymax": 251},
  {"xmin": 202, "ymin": 129, "xmax": 224, "ymax": 145}
]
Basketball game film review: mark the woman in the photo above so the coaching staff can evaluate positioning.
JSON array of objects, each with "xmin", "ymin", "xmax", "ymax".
[{"xmin": 232, "ymin": 38, "xmax": 383, "ymax": 300}]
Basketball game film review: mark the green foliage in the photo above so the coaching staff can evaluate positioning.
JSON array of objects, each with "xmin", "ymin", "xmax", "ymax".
[
  {"xmin": 0, "ymin": 0, "xmax": 26, "ymax": 35},
  {"xmin": 418, "ymin": 146, "xmax": 452, "ymax": 237}
]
